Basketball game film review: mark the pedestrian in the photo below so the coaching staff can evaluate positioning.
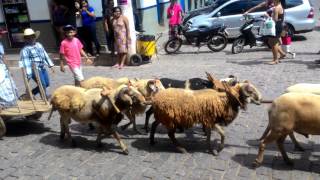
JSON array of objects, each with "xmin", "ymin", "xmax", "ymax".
[
  {"xmin": 75, "ymin": 0, "xmax": 85, "ymax": 45},
  {"xmin": 19, "ymin": 28, "xmax": 55, "ymax": 99},
  {"xmin": 267, "ymin": 0, "xmax": 286, "ymax": 65},
  {"xmin": 167, "ymin": 0, "xmax": 183, "ymax": 40},
  {"xmin": 0, "ymin": 29, "xmax": 18, "ymax": 109},
  {"xmin": 51, "ymin": 1, "xmax": 68, "ymax": 45},
  {"xmin": 281, "ymin": 24, "xmax": 296, "ymax": 59},
  {"xmin": 81, "ymin": 0, "xmax": 101, "ymax": 56},
  {"xmin": 60, "ymin": 25, "xmax": 92, "ymax": 87},
  {"xmin": 103, "ymin": 0, "xmax": 115, "ymax": 55},
  {"xmin": 111, "ymin": 6, "xmax": 131, "ymax": 69}
]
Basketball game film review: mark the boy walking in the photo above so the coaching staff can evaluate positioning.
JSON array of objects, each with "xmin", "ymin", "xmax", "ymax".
[
  {"xmin": 60, "ymin": 25, "xmax": 92, "ymax": 86},
  {"xmin": 19, "ymin": 28, "xmax": 55, "ymax": 98},
  {"xmin": 167, "ymin": 0, "xmax": 183, "ymax": 39}
]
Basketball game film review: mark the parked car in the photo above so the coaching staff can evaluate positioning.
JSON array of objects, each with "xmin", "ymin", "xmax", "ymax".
[{"xmin": 186, "ymin": 0, "xmax": 315, "ymax": 38}]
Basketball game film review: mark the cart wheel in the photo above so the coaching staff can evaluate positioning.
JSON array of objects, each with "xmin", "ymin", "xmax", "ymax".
[
  {"xmin": 129, "ymin": 54, "xmax": 142, "ymax": 66},
  {"xmin": 25, "ymin": 112, "xmax": 43, "ymax": 121},
  {"xmin": 0, "ymin": 117, "xmax": 6, "ymax": 139}
]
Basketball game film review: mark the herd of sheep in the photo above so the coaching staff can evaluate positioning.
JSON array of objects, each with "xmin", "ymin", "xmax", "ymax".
[{"xmin": 48, "ymin": 72, "xmax": 320, "ymax": 168}]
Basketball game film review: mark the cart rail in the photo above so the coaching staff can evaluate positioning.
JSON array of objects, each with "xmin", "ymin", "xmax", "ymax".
[{"xmin": 0, "ymin": 100, "xmax": 51, "ymax": 117}]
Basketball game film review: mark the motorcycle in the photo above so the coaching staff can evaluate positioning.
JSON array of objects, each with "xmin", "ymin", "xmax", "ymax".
[
  {"xmin": 232, "ymin": 14, "xmax": 270, "ymax": 54},
  {"xmin": 164, "ymin": 22, "xmax": 228, "ymax": 54}
]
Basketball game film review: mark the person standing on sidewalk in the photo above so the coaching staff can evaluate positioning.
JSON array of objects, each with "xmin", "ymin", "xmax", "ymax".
[
  {"xmin": 111, "ymin": 7, "xmax": 131, "ymax": 69},
  {"xmin": 19, "ymin": 28, "xmax": 55, "ymax": 99},
  {"xmin": 167, "ymin": 0, "xmax": 183, "ymax": 40},
  {"xmin": 103, "ymin": 0, "xmax": 115, "ymax": 55},
  {"xmin": 60, "ymin": 25, "xmax": 92, "ymax": 86},
  {"xmin": 81, "ymin": 0, "xmax": 101, "ymax": 56},
  {"xmin": 0, "ymin": 29, "xmax": 18, "ymax": 109}
]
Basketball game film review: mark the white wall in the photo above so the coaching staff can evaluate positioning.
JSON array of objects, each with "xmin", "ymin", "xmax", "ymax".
[{"xmin": 0, "ymin": 0, "xmax": 103, "ymax": 23}]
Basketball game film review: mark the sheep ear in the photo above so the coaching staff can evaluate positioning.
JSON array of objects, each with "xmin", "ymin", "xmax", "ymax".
[{"xmin": 205, "ymin": 72, "xmax": 226, "ymax": 91}]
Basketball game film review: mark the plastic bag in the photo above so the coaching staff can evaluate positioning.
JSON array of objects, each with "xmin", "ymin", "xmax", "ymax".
[{"xmin": 260, "ymin": 17, "xmax": 276, "ymax": 36}]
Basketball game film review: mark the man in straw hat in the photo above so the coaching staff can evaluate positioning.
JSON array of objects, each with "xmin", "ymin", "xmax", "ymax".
[
  {"xmin": 19, "ymin": 28, "xmax": 55, "ymax": 99},
  {"xmin": 0, "ymin": 29, "xmax": 18, "ymax": 109}
]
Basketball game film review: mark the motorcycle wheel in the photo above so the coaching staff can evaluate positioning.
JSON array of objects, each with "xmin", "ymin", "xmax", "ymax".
[
  {"xmin": 232, "ymin": 37, "xmax": 246, "ymax": 54},
  {"xmin": 207, "ymin": 34, "xmax": 227, "ymax": 52},
  {"xmin": 164, "ymin": 38, "xmax": 182, "ymax": 54}
]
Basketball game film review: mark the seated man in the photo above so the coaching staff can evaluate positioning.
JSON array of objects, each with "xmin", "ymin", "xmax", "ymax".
[{"xmin": 0, "ymin": 29, "xmax": 18, "ymax": 109}]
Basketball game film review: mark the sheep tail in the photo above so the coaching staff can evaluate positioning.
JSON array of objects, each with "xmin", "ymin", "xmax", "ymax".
[{"xmin": 259, "ymin": 124, "xmax": 270, "ymax": 140}]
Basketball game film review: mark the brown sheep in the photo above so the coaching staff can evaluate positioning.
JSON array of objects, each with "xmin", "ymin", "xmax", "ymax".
[
  {"xmin": 80, "ymin": 76, "xmax": 165, "ymax": 134},
  {"xmin": 253, "ymin": 92, "xmax": 320, "ymax": 167},
  {"xmin": 149, "ymin": 76, "xmax": 262, "ymax": 155},
  {"xmin": 50, "ymin": 84, "xmax": 147, "ymax": 154}
]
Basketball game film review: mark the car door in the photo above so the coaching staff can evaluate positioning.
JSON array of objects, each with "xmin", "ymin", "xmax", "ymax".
[{"xmin": 211, "ymin": 0, "xmax": 250, "ymax": 37}]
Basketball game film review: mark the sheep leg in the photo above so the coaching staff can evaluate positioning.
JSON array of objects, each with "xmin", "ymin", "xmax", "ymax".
[
  {"xmin": 150, "ymin": 121, "xmax": 160, "ymax": 145},
  {"xmin": 112, "ymin": 131, "xmax": 129, "ymax": 155},
  {"xmin": 121, "ymin": 113, "xmax": 144, "ymax": 134},
  {"xmin": 59, "ymin": 115, "xmax": 66, "ymax": 140},
  {"xmin": 205, "ymin": 127, "xmax": 216, "ymax": 155},
  {"xmin": 258, "ymin": 124, "xmax": 270, "ymax": 140},
  {"xmin": 289, "ymin": 133, "xmax": 304, "ymax": 151},
  {"xmin": 253, "ymin": 130, "xmax": 279, "ymax": 168},
  {"xmin": 168, "ymin": 129, "xmax": 187, "ymax": 153},
  {"xmin": 214, "ymin": 124, "xmax": 225, "ymax": 152},
  {"xmin": 277, "ymin": 135, "xmax": 293, "ymax": 165},
  {"xmin": 144, "ymin": 106, "xmax": 154, "ymax": 133},
  {"xmin": 96, "ymin": 126, "xmax": 103, "ymax": 148}
]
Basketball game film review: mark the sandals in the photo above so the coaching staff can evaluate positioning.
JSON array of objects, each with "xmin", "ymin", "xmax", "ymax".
[
  {"xmin": 112, "ymin": 64, "xmax": 119, "ymax": 68},
  {"xmin": 267, "ymin": 61, "xmax": 279, "ymax": 65}
]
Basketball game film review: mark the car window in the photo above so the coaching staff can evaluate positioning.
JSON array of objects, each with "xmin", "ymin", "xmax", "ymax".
[
  {"xmin": 249, "ymin": 0, "xmax": 267, "ymax": 12},
  {"xmin": 286, "ymin": 0, "xmax": 303, "ymax": 8},
  {"xmin": 218, "ymin": 1, "xmax": 249, "ymax": 16}
]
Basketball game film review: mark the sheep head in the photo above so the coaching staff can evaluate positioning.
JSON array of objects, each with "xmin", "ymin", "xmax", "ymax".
[
  {"xmin": 147, "ymin": 79, "xmax": 165, "ymax": 96},
  {"xmin": 239, "ymin": 80, "xmax": 262, "ymax": 106},
  {"xmin": 117, "ymin": 85, "xmax": 147, "ymax": 107}
]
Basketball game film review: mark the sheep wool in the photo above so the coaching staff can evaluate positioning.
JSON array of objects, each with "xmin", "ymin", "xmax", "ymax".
[
  {"xmin": 152, "ymin": 88, "xmax": 240, "ymax": 129},
  {"xmin": 81, "ymin": 77, "xmax": 129, "ymax": 89}
]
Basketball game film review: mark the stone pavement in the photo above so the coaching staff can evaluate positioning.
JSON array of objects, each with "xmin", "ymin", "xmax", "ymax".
[{"xmin": 1, "ymin": 3, "xmax": 320, "ymax": 180}]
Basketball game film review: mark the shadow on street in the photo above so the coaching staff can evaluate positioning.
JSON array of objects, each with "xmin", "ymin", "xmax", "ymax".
[{"xmin": 4, "ymin": 119, "xmax": 51, "ymax": 137}]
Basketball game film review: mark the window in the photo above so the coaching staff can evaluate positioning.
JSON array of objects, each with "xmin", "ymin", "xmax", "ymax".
[
  {"xmin": 219, "ymin": 1, "xmax": 249, "ymax": 16},
  {"xmin": 286, "ymin": 0, "xmax": 303, "ymax": 9},
  {"xmin": 249, "ymin": 0, "xmax": 267, "ymax": 12}
]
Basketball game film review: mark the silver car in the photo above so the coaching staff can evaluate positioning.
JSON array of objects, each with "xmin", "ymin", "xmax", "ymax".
[{"xmin": 187, "ymin": 0, "xmax": 316, "ymax": 37}]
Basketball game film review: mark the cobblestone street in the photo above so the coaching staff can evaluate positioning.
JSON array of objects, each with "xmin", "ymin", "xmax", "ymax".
[{"xmin": 1, "ymin": 2, "xmax": 320, "ymax": 179}]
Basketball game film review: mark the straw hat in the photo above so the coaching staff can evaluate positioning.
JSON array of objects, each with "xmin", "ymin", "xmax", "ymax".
[{"xmin": 23, "ymin": 28, "xmax": 40, "ymax": 39}]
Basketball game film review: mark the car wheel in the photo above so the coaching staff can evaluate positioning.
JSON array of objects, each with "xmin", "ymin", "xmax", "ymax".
[
  {"xmin": 232, "ymin": 37, "xmax": 246, "ymax": 54},
  {"xmin": 207, "ymin": 34, "xmax": 227, "ymax": 52},
  {"xmin": 164, "ymin": 38, "xmax": 182, "ymax": 54},
  {"xmin": 0, "ymin": 117, "xmax": 6, "ymax": 139},
  {"xmin": 129, "ymin": 54, "xmax": 142, "ymax": 66}
]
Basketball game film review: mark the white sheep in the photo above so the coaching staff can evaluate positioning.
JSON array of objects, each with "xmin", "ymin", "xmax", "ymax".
[
  {"xmin": 50, "ymin": 84, "xmax": 147, "ymax": 154},
  {"xmin": 253, "ymin": 92, "xmax": 320, "ymax": 167}
]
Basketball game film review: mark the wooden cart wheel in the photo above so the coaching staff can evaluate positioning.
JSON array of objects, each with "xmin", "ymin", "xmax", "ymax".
[
  {"xmin": 25, "ymin": 112, "xmax": 43, "ymax": 121},
  {"xmin": 0, "ymin": 117, "xmax": 6, "ymax": 139}
]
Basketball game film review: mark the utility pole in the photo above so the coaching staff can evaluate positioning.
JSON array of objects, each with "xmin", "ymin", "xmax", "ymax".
[{"xmin": 118, "ymin": 0, "xmax": 136, "ymax": 55}]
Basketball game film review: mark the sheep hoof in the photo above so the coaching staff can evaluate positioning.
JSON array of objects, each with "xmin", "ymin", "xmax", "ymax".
[
  {"xmin": 122, "ymin": 149, "xmax": 129, "ymax": 155},
  {"xmin": 96, "ymin": 142, "xmax": 103, "ymax": 148},
  {"xmin": 176, "ymin": 146, "xmax": 187, "ymax": 154},
  {"xmin": 252, "ymin": 160, "xmax": 261, "ymax": 168},
  {"xmin": 284, "ymin": 159, "xmax": 294, "ymax": 166},
  {"xmin": 150, "ymin": 140, "xmax": 156, "ymax": 146},
  {"xmin": 88, "ymin": 123, "xmax": 95, "ymax": 130},
  {"xmin": 71, "ymin": 139, "xmax": 77, "ymax": 147},
  {"xmin": 211, "ymin": 149, "xmax": 219, "ymax": 156}
]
